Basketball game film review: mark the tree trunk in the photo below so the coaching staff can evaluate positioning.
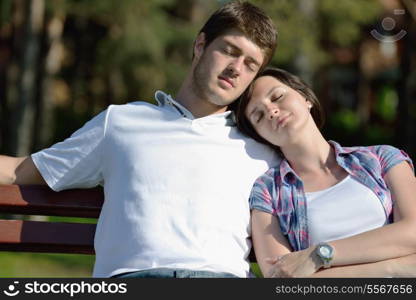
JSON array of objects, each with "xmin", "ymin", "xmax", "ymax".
[
  {"xmin": 10, "ymin": 0, "xmax": 44, "ymax": 156},
  {"xmin": 295, "ymin": 0, "xmax": 317, "ymax": 85},
  {"xmin": 3, "ymin": 0, "xmax": 25, "ymax": 155},
  {"xmin": 34, "ymin": 12, "xmax": 66, "ymax": 150}
]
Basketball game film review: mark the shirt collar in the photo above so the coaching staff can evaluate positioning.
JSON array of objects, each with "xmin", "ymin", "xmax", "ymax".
[
  {"xmin": 155, "ymin": 90, "xmax": 194, "ymax": 119},
  {"xmin": 154, "ymin": 90, "xmax": 236, "ymax": 126},
  {"xmin": 279, "ymin": 160, "xmax": 300, "ymax": 185},
  {"xmin": 329, "ymin": 140, "xmax": 359, "ymax": 156}
]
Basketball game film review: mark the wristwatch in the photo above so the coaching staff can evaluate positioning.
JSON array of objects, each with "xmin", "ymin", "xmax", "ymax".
[{"xmin": 315, "ymin": 242, "xmax": 334, "ymax": 268}]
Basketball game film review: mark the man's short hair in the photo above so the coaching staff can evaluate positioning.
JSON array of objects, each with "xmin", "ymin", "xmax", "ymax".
[{"xmin": 197, "ymin": 1, "xmax": 277, "ymax": 69}]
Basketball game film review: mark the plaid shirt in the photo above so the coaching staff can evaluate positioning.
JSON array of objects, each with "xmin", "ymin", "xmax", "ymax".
[{"xmin": 249, "ymin": 141, "xmax": 414, "ymax": 251}]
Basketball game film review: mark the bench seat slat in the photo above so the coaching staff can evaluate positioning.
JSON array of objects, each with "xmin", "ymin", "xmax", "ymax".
[{"xmin": 0, "ymin": 220, "xmax": 95, "ymax": 254}]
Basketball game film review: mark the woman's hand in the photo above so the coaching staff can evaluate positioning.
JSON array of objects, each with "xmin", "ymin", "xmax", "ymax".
[{"xmin": 265, "ymin": 247, "xmax": 323, "ymax": 278}]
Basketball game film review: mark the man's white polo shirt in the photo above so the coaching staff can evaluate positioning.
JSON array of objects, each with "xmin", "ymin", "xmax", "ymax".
[{"xmin": 32, "ymin": 91, "xmax": 280, "ymax": 277}]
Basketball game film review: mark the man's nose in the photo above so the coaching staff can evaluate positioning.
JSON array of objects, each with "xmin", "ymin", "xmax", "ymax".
[{"xmin": 226, "ymin": 57, "xmax": 244, "ymax": 77}]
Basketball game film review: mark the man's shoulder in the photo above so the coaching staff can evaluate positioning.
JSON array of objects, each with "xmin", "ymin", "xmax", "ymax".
[
  {"xmin": 104, "ymin": 100, "xmax": 163, "ymax": 119},
  {"xmin": 108, "ymin": 100, "xmax": 158, "ymax": 112}
]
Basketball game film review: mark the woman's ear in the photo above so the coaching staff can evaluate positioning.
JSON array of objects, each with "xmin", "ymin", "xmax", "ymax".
[
  {"xmin": 306, "ymin": 100, "xmax": 313, "ymax": 109},
  {"xmin": 193, "ymin": 32, "xmax": 206, "ymax": 61}
]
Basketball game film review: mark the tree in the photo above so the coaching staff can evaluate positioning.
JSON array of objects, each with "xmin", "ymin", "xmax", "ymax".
[{"xmin": 10, "ymin": 0, "xmax": 45, "ymax": 156}]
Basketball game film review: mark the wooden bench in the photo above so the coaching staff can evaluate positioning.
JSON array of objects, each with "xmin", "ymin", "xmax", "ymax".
[
  {"xmin": 0, "ymin": 184, "xmax": 256, "ymax": 261},
  {"xmin": 0, "ymin": 184, "xmax": 103, "ymax": 254}
]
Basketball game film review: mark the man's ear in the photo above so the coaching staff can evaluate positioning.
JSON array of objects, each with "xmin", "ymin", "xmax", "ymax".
[{"xmin": 193, "ymin": 32, "xmax": 206, "ymax": 61}]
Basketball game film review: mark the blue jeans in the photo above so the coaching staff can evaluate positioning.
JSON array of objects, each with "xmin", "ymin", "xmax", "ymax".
[{"xmin": 112, "ymin": 268, "xmax": 239, "ymax": 278}]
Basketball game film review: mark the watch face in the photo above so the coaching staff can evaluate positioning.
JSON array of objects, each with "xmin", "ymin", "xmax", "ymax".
[{"xmin": 319, "ymin": 245, "xmax": 332, "ymax": 259}]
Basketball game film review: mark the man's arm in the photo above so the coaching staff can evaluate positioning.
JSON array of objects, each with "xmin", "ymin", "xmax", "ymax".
[{"xmin": 0, "ymin": 155, "xmax": 46, "ymax": 185}]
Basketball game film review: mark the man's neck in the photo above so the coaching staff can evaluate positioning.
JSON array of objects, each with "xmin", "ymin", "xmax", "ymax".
[{"xmin": 175, "ymin": 81, "xmax": 227, "ymax": 119}]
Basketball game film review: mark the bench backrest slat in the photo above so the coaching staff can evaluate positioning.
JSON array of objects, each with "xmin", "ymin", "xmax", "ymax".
[{"xmin": 0, "ymin": 185, "xmax": 103, "ymax": 218}]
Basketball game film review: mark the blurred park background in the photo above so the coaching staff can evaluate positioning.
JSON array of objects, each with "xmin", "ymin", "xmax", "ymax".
[{"xmin": 0, "ymin": 0, "xmax": 415, "ymax": 277}]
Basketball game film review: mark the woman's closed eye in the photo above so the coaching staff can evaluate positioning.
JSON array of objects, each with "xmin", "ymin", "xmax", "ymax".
[
  {"xmin": 271, "ymin": 94, "xmax": 283, "ymax": 102},
  {"xmin": 255, "ymin": 111, "xmax": 264, "ymax": 124}
]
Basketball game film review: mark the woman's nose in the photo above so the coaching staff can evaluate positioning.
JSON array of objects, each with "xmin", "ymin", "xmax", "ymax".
[{"xmin": 268, "ymin": 107, "xmax": 279, "ymax": 120}]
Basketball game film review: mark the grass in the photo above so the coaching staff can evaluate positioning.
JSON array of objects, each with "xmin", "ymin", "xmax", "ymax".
[
  {"xmin": 0, "ymin": 253, "xmax": 262, "ymax": 278},
  {"xmin": 250, "ymin": 263, "xmax": 263, "ymax": 278},
  {"xmin": 0, "ymin": 252, "xmax": 94, "ymax": 277}
]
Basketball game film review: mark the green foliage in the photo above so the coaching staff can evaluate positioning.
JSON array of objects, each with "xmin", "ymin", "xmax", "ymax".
[
  {"xmin": 320, "ymin": 0, "xmax": 382, "ymax": 46},
  {"xmin": 0, "ymin": 0, "xmax": 12, "ymax": 25},
  {"xmin": 375, "ymin": 86, "xmax": 398, "ymax": 121},
  {"xmin": 365, "ymin": 124, "xmax": 393, "ymax": 145},
  {"xmin": 252, "ymin": 0, "xmax": 382, "ymax": 69},
  {"xmin": 330, "ymin": 109, "xmax": 360, "ymax": 132},
  {"xmin": 253, "ymin": 0, "xmax": 325, "ymax": 67}
]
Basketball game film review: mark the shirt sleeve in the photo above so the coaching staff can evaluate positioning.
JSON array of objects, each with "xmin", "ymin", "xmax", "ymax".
[
  {"xmin": 249, "ymin": 170, "xmax": 277, "ymax": 215},
  {"xmin": 374, "ymin": 145, "xmax": 414, "ymax": 177},
  {"xmin": 31, "ymin": 108, "xmax": 109, "ymax": 191}
]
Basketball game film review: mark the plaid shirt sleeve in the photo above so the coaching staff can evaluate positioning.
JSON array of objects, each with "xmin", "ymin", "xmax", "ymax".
[
  {"xmin": 373, "ymin": 145, "xmax": 414, "ymax": 177},
  {"xmin": 249, "ymin": 169, "xmax": 277, "ymax": 215}
]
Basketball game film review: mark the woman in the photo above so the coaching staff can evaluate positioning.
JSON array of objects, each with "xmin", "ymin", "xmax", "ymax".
[{"xmin": 235, "ymin": 67, "xmax": 416, "ymax": 277}]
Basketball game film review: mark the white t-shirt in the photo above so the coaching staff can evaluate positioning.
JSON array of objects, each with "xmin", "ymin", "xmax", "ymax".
[
  {"xmin": 305, "ymin": 175, "xmax": 388, "ymax": 246},
  {"xmin": 32, "ymin": 91, "xmax": 279, "ymax": 277}
]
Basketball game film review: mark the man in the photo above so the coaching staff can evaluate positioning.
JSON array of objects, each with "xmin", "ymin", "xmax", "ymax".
[{"xmin": 0, "ymin": 1, "xmax": 278, "ymax": 278}]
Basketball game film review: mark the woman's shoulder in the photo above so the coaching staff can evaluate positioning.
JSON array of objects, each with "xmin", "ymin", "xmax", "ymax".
[
  {"xmin": 255, "ymin": 165, "xmax": 280, "ymax": 182},
  {"xmin": 348, "ymin": 144, "xmax": 405, "ymax": 161},
  {"xmin": 252, "ymin": 163, "xmax": 283, "ymax": 187},
  {"xmin": 332, "ymin": 141, "xmax": 413, "ymax": 173},
  {"xmin": 331, "ymin": 140, "xmax": 402, "ymax": 158}
]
